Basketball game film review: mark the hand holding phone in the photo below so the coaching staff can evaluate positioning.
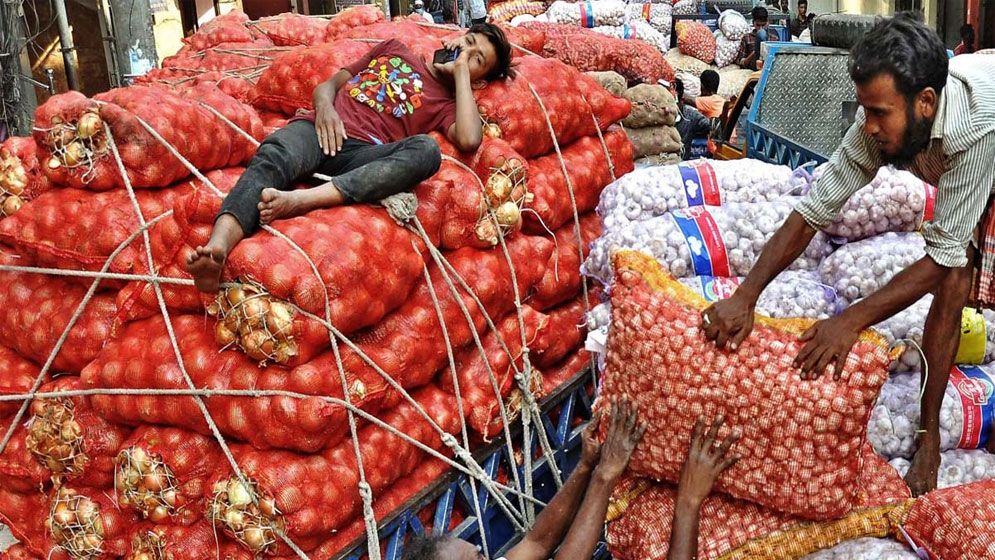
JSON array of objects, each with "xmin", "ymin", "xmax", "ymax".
[{"xmin": 432, "ymin": 47, "xmax": 461, "ymax": 65}]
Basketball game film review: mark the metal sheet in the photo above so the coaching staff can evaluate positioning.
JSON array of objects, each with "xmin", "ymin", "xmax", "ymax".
[{"xmin": 756, "ymin": 48, "xmax": 856, "ymax": 160}]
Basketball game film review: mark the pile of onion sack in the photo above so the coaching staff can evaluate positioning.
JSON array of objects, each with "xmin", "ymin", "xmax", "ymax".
[
  {"xmin": 583, "ymin": 156, "xmax": 995, "ymax": 560},
  {"xmin": 0, "ymin": 8, "xmax": 634, "ymax": 559}
]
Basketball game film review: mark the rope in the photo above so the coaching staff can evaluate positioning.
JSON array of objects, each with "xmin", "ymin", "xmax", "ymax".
[{"xmin": 528, "ymin": 83, "xmax": 600, "ymax": 390}]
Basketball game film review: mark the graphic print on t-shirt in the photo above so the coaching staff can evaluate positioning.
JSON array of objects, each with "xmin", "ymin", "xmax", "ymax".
[{"xmin": 348, "ymin": 55, "xmax": 425, "ymax": 119}]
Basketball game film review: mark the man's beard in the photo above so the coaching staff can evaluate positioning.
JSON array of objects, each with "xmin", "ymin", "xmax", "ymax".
[{"xmin": 881, "ymin": 107, "xmax": 933, "ymax": 168}]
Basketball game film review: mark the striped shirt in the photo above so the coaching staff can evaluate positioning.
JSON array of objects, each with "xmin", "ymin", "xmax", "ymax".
[{"xmin": 796, "ymin": 53, "xmax": 995, "ymax": 268}]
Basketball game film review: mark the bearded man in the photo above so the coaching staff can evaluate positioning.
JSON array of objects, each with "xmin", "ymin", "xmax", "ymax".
[{"xmin": 701, "ymin": 13, "xmax": 995, "ymax": 496}]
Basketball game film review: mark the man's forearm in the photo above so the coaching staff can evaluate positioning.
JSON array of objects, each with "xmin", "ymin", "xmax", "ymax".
[
  {"xmin": 551, "ymin": 470, "xmax": 615, "ymax": 560},
  {"xmin": 838, "ymin": 256, "xmax": 950, "ymax": 332},
  {"xmin": 313, "ymin": 69, "xmax": 350, "ymax": 108},
  {"xmin": 521, "ymin": 462, "xmax": 594, "ymax": 554},
  {"xmin": 667, "ymin": 496, "xmax": 702, "ymax": 560},
  {"xmin": 737, "ymin": 211, "xmax": 818, "ymax": 302},
  {"xmin": 451, "ymin": 66, "xmax": 482, "ymax": 151}
]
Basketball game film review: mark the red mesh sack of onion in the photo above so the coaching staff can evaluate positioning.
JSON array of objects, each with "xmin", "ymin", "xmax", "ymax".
[
  {"xmin": 600, "ymin": 251, "xmax": 891, "ymax": 519},
  {"xmin": 676, "ymin": 21, "xmax": 716, "ymax": 64},
  {"xmin": 902, "ymin": 479, "xmax": 995, "ymax": 560}
]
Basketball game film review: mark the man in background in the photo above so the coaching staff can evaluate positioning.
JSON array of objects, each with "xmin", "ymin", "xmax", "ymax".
[
  {"xmin": 789, "ymin": 0, "xmax": 815, "ymax": 38},
  {"xmin": 954, "ymin": 24, "xmax": 975, "ymax": 55},
  {"xmin": 675, "ymin": 79, "xmax": 711, "ymax": 159},
  {"xmin": 736, "ymin": 6, "xmax": 775, "ymax": 70},
  {"xmin": 413, "ymin": 0, "xmax": 436, "ymax": 23},
  {"xmin": 694, "ymin": 70, "xmax": 725, "ymax": 119}
]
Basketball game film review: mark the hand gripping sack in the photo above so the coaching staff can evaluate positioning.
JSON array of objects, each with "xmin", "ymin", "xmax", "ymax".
[
  {"xmin": 204, "ymin": 386, "xmax": 460, "ymax": 555},
  {"xmin": 114, "ymin": 426, "xmax": 226, "ymax": 526},
  {"xmin": 250, "ymin": 40, "xmax": 368, "ymax": 115},
  {"xmin": 0, "ymin": 252, "xmax": 117, "ymax": 373},
  {"xmin": 601, "ymin": 251, "xmax": 891, "ymax": 518},
  {"xmin": 902, "ymin": 479, "xmax": 995, "ymax": 560},
  {"xmin": 441, "ymin": 306, "xmax": 549, "ymax": 440},
  {"xmin": 34, "ymin": 85, "xmax": 263, "ymax": 191},
  {"xmin": 81, "ymin": 314, "xmax": 388, "ymax": 453},
  {"xmin": 524, "ymin": 127, "xmax": 634, "ymax": 234},
  {"xmin": 530, "ymin": 212, "xmax": 603, "ymax": 310},
  {"xmin": 474, "ymin": 56, "xmax": 631, "ymax": 159},
  {"xmin": 677, "ymin": 270, "xmax": 842, "ymax": 320}
]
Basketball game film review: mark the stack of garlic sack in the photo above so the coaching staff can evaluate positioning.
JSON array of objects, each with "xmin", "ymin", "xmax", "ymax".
[
  {"xmin": 621, "ymin": 85, "xmax": 683, "ymax": 165},
  {"xmin": 713, "ymin": 10, "xmax": 749, "ymax": 68}
]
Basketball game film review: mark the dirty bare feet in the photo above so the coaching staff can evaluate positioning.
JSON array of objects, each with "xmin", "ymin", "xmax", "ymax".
[
  {"xmin": 186, "ymin": 245, "xmax": 226, "ymax": 293},
  {"xmin": 258, "ymin": 188, "xmax": 310, "ymax": 225}
]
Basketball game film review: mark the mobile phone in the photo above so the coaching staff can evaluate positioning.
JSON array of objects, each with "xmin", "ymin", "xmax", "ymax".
[{"xmin": 433, "ymin": 47, "xmax": 460, "ymax": 65}]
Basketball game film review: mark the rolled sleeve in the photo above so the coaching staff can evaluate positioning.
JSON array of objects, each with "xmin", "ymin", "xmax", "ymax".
[
  {"xmin": 795, "ymin": 113, "xmax": 881, "ymax": 230},
  {"xmin": 921, "ymin": 132, "xmax": 995, "ymax": 268}
]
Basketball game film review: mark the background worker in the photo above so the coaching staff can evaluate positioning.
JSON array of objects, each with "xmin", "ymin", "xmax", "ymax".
[
  {"xmin": 694, "ymin": 70, "xmax": 725, "ymax": 119},
  {"xmin": 735, "ymin": 6, "xmax": 775, "ymax": 70},
  {"xmin": 701, "ymin": 14, "xmax": 995, "ymax": 496},
  {"xmin": 402, "ymin": 404, "xmax": 739, "ymax": 560},
  {"xmin": 789, "ymin": 0, "xmax": 815, "ymax": 38},
  {"xmin": 675, "ymin": 79, "xmax": 712, "ymax": 159},
  {"xmin": 954, "ymin": 24, "xmax": 975, "ymax": 55}
]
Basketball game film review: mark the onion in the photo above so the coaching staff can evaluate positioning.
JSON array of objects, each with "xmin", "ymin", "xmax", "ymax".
[
  {"xmin": 76, "ymin": 112, "xmax": 104, "ymax": 139},
  {"xmin": 241, "ymin": 329, "xmax": 273, "ymax": 361},
  {"xmin": 47, "ymin": 156, "xmax": 61, "ymax": 170},
  {"xmin": 142, "ymin": 471, "xmax": 166, "ymax": 492},
  {"xmin": 265, "ymin": 302, "xmax": 294, "ymax": 339},
  {"xmin": 227, "ymin": 479, "xmax": 253, "ymax": 506},
  {"xmin": 1, "ymin": 194, "xmax": 23, "ymax": 216},
  {"xmin": 225, "ymin": 286, "xmax": 247, "ymax": 307},
  {"xmin": 475, "ymin": 220, "xmax": 499, "ymax": 245},
  {"xmin": 5, "ymin": 173, "xmax": 26, "ymax": 195},
  {"xmin": 215, "ymin": 321, "xmax": 237, "ymax": 346},
  {"xmin": 53, "ymin": 506, "xmax": 75, "ymax": 526},
  {"xmin": 495, "ymin": 201, "xmax": 521, "ymax": 228},
  {"xmin": 259, "ymin": 497, "xmax": 277, "ymax": 517},
  {"xmin": 133, "ymin": 553, "xmax": 153, "ymax": 560},
  {"xmin": 83, "ymin": 534, "xmax": 102, "ymax": 549},
  {"xmin": 273, "ymin": 341, "xmax": 298, "ymax": 364},
  {"xmin": 243, "ymin": 527, "xmax": 265, "ymax": 550},
  {"xmin": 482, "ymin": 123, "xmax": 502, "ymax": 139},
  {"xmin": 162, "ymin": 490, "xmax": 177, "ymax": 507},
  {"xmin": 149, "ymin": 505, "xmax": 170, "ymax": 523},
  {"xmin": 241, "ymin": 297, "xmax": 270, "ymax": 328},
  {"xmin": 486, "ymin": 173, "xmax": 514, "ymax": 206},
  {"xmin": 62, "ymin": 141, "xmax": 86, "ymax": 166},
  {"xmin": 59, "ymin": 420, "xmax": 81, "ymax": 442}
]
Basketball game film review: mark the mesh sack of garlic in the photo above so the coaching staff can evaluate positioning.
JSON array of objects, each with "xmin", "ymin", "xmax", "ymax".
[
  {"xmin": 869, "ymin": 295, "xmax": 995, "ymax": 370},
  {"xmin": 713, "ymin": 31, "xmax": 741, "ymax": 68},
  {"xmin": 590, "ymin": 20, "xmax": 670, "ymax": 53},
  {"xmin": 597, "ymin": 159, "xmax": 809, "ymax": 232},
  {"xmin": 867, "ymin": 366, "xmax": 995, "ymax": 460},
  {"xmin": 624, "ymin": 2, "xmax": 672, "ymax": 34},
  {"xmin": 545, "ymin": 0, "xmax": 627, "ymax": 27},
  {"xmin": 889, "ymin": 448, "xmax": 995, "ymax": 489},
  {"xmin": 672, "ymin": 0, "xmax": 700, "ymax": 16},
  {"xmin": 585, "ymin": 199, "xmax": 833, "ymax": 284},
  {"xmin": 821, "ymin": 165, "xmax": 937, "ymax": 242},
  {"xmin": 799, "ymin": 537, "xmax": 920, "ymax": 560},
  {"xmin": 718, "ymin": 9, "xmax": 751, "ymax": 41},
  {"xmin": 817, "ymin": 232, "xmax": 926, "ymax": 306}
]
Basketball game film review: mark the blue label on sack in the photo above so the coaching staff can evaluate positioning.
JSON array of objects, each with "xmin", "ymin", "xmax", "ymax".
[
  {"xmin": 581, "ymin": 1, "xmax": 595, "ymax": 27},
  {"xmin": 950, "ymin": 365, "xmax": 995, "ymax": 449},
  {"xmin": 622, "ymin": 23, "xmax": 635, "ymax": 39},
  {"xmin": 695, "ymin": 275, "xmax": 741, "ymax": 302},
  {"xmin": 671, "ymin": 207, "xmax": 730, "ymax": 277},
  {"xmin": 677, "ymin": 160, "xmax": 721, "ymax": 207}
]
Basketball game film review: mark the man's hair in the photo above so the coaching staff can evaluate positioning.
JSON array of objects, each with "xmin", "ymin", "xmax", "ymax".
[
  {"xmin": 751, "ymin": 6, "xmax": 768, "ymax": 22},
  {"xmin": 401, "ymin": 535, "xmax": 449, "ymax": 560},
  {"xmin": 797, "ymin": 0, "xmax": 807, "ymax": 6},
  {"xmin": 468, "ymin": 22, "xmax": 514, "ymax": 80},
  {"xmin": 700, "ymin": 70, "xmax": 720, "ymax": 95},
  {"xmin": 848, "ymin": 13, "xmax": 948, "ymax": 103}
]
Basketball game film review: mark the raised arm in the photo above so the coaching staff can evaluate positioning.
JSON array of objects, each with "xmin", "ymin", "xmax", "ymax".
[
  {"xmin": 503, "ymin": 410, "xmax": 605, "ymax": 560},
  {"xmin": 436, "ymin": 43, "xmax": 483, "ymax": 152},
  {"xmin": 702, "ymin": 117, "xmax": 879, "ymax": 350},
  {"xmin": 552, "ymin": 400, "xmax": 645, "ymax": 560},
  {"xmin": 668, "ymin": 417, "xmax": 740, "ymax": 560}
]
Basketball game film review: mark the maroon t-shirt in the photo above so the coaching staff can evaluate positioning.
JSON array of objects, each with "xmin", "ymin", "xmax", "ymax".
[{"xmin": 301, "ymin": 39, "xmax": 457, "ymax": 146}]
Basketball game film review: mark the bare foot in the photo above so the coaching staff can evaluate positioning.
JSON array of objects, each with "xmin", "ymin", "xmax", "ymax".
[
  {"xmin": 258, "ymin": 188, "xmax": 311, "ymax": 225},
  {"xmin": 186, "ymin": 245, "xmax": 226, "ymax": 293}
]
